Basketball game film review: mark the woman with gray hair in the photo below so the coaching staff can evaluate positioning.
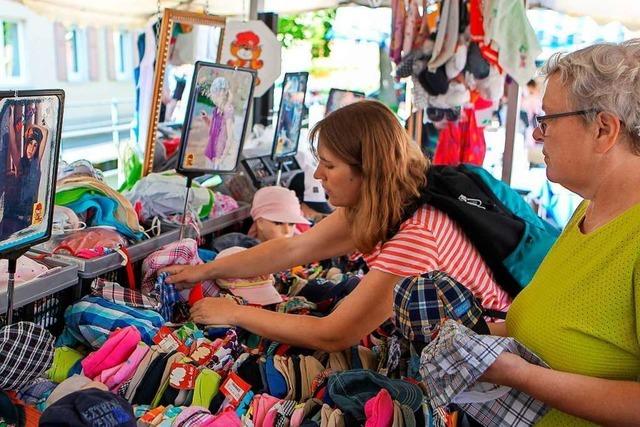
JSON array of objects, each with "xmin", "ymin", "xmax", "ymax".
[{"xmin": 482, "ymin": 39, "xmax": 640, "ymax": 425}]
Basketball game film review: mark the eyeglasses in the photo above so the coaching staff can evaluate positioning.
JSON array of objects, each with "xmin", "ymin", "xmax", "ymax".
[
  {"xmin": 426, "ymin": 107, "xmax": 461, "ymax": 123},
  {"xmin": 534, "ymin": 109, "xmax": 598, "ymax": 137}
]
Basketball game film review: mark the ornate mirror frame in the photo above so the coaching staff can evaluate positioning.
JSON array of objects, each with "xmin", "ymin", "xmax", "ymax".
[{"xmin": 143, "ymin": 8, "xmax": 226, "ymax": 176}]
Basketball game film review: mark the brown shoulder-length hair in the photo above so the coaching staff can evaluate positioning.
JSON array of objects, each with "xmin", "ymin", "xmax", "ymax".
[{"xmin": 310, "ymin": 100, "xmax": 429, "ymax": 253}]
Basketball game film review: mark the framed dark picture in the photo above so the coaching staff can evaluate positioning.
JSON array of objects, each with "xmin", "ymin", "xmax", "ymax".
[
  {"xmin": 271, "ymin": 72, "xmax": 309, "ymax": 161},
  {"xmin": 325, "ymin": 88, "xmax": 365, "ymax": 116},
  {"xmin": 177, "ymin": 61, "xmax": 256, "ymax": 175},
  {"xmin": 0, "ymin": 90, "xmax": 64, "ymax": 256},
  {"xmin": 243, "ymin": 157, "xmax": 271, "ymax": 180}
]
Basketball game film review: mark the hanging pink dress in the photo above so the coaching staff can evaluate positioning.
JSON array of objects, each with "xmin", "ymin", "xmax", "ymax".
[{"xmin": 204, "ymin": 104, "xmax": 233, "ymax": 161}]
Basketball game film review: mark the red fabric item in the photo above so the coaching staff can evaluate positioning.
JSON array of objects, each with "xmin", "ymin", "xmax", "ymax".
[
  {"xmin": 434, "ymin": 110, "xmax": 486, "ymax": 167},
  {"xmin": 75, "ymin": 247, "xmax": 108, "ymax": 259},
  {"xmin": 468, "ymin": 0, "xmax": 502, "ymax": 71},
  {"xmin": 469, "ymin": 0, "xmax": 484, "ymax": 42},
  {"xmin": 189, "ymin": 284, "xmax": 205, "ymax": 305},
  {"xmin": 459, "ymin": 109, "xmax": 486, "ymax": 166},
  {"xmin": 480, "ymin": 45, "xmax": 502, "ymax": 72},
  {"xmin": 134, "ymin": 201, "xmax": 143, "ymax": 222},
  {"xmin": 433, "ymin": 122, "xmax": 462, "ymax": 165},
  {"xmin": 314, "ymin": 385, "xmax": 327, "ymax": 400},
  {"xmin": 275, "ymin": 344, "xmax": 292, "ymax": 356},
  {"xmin": 474, "ymin": 95, "xmax": 494, "ymax": 110},
  {"xmin": 116, "ymin": 247, "xmax": 136, "ymax": 290}
]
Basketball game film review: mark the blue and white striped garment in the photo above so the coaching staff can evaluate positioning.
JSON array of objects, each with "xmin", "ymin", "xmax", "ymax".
[
  {"xmin": 56, "ymin": 295, "xmax": 164, "ymax": 349},
  {"xmin": 153, "ymin": 272, "xmax": 184, "ymax": 322}
]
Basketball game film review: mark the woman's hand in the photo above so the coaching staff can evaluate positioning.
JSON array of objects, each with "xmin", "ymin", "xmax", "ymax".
[
  {"xmin": 161, "ymin": 264, "xmax": 212, "ymax": 289},
  {"xmin": 190, "ymin": 297, "xmax": 239, "ymax": 325},
  {"xmin": 480, "ymin": 352, "xmax": 640, "ymax": 425},
  {"xmin": 480, "ymin": 352, "xmax": 531, "ymax": 388}
]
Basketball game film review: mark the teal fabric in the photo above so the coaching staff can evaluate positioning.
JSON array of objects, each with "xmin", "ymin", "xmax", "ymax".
[
  {"xmin": 66, "ymin": 194, "xmax": 144, "ymax": 241},
  {"xmin": 462, "ymin": 164, "xmax": 560, "ymax": 288}
]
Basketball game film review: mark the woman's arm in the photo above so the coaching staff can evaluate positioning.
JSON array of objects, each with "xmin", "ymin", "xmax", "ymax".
[
  {"xmin": 482, "ymin": 353, "xmax": 640, "ymax": 426},
  {"xmin": 37, "ymin": 128, "xmax": 47, "ymax": 166},
  {"xmin": 7, "ymin": 106, "xmax": 20, "ymax": 169},
  {"xmin": 164, "ymin": 209, "xmax": 355, "ymax": 286},
  {"xmin": 190, "ymin": 268, "xmax": 400, "ymax": 352}
]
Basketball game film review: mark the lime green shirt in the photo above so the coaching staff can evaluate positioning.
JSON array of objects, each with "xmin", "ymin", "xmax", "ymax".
[{"xmin": 507, "ymin": 201, "xmax": 640, "ymax": 426}]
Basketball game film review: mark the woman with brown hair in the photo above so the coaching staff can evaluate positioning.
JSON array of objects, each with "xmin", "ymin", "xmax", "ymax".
[{"xmin": 163, "ymin": 100, "xmax": 511, "ymax": 351}]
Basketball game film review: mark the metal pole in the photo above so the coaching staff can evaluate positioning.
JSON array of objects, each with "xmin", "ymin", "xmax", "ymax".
[
  {"xmin": 502, "ymin": 0, "xmax": 528, "ymax": 185},
  {"xmin": 6, "ymin": 258, "xmax": 17, "ymax": 324},
  {"xmin": 275, "ymin": 162, "xmax": 283, "ymax": 186},
  {"xmin": 247, "ymin": 0, "xmax": 263, "ymax": 129},
  {"xmin": 180, "ymin": 176, "xmax": 193, "ymax": 240},
  {"xmin": 501, "ymin": 78, "xmax": 520, "ymax": 184},
  {"xmin": 111, "ymin": 98, "xmax": 120, "ymax": 148},
  {"xmin": 249, "ymin": 0, "xmax": 263, "ymax": 19},
  {"xmin": 179, "ymin": 185, "xmax": 192, "ymax": 240},
  {"xmin": 111, "ymin": 98, "xmax": 123, "ymax": 187}
]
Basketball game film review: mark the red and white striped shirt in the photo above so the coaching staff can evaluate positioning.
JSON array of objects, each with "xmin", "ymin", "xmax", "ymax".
[{"xmin": 363, "ymin": 205, "xmax": 511, "ymax": 311}]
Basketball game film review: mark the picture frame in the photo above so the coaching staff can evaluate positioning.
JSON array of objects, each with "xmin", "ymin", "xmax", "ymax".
[
  {"xmin": 0, "ymin": 90, "xmax": 64, "ymax": 257},
  {"xmin": 142, "ymin": 8, "xmax": 227, "ymax": 177},
  {"xmin": 271, "ymin": 72, "xmax": 309, "ymax": 161},
  {"xmin": 177, "ymin": 61, "xmax": 256, "ymax": 175},
  {"xmin": 326, "ymin": 88, "xmax": 365, "ymax": 116}
]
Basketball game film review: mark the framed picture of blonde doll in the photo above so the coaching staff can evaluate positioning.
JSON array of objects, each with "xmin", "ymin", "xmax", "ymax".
[{"xmin": 177, "ymin": 62, "xmax": 256, "ymax": 174}]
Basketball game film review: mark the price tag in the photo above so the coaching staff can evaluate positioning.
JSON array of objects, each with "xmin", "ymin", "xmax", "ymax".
[
  {"xmin": 169, "ymin": 363, "xmax": 199, "ymax": 389},
  {"xmin": 190, "ymin": 343, "xmax": 216, "ymax": 366},
  {"xmin": 153, "ymin": 326, "xmax": 189, "ymax": 354},
  {"xmin": 220, "ymin": 372, "xmax": 251, "ymax": 406}
]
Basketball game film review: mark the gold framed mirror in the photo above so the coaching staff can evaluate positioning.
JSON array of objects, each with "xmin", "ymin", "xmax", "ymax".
[{"xmin": 143, "ymin": 8, "xmax": 226, "ymax": 176}]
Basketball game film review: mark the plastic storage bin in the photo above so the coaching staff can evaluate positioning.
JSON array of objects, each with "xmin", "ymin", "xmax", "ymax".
[
  {"xmin": 0, "ymin": 255, "xmax": 79, "ymax": 334},
  {"xmin": 33, "ymin": 228, "xmax": 181, "ymax": 292}
]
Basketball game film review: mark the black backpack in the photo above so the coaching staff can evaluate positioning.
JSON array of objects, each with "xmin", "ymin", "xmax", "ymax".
[{"xmin": 401, "ymin": 164, "xmax": 560, "ymax": 299}]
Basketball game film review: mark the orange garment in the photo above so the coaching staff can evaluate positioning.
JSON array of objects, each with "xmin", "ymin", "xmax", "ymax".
[{"xmin": 7, "ymin": 391, "xmax": 40, "ymax": 427}]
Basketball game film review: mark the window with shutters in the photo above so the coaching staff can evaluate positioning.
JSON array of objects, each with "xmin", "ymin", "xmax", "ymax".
[
  {"xmin": 65, "ymin": 26, "xmax": 88, "ymax": 82},
  {"xmin": 113, "ymin": 30, "xmax": 133, "ymax": 81},
  {"xmin": 0, "ymin": 19, "xmax": 25, "ymax": 83}
]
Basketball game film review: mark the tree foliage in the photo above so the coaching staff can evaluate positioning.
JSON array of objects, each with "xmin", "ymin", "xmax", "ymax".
[{"xmin": 277, "ymin": 9, "xmax": 337, "ymax": 58}]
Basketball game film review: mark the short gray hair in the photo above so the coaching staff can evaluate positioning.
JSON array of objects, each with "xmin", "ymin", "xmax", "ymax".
[{"xmin": 541, "ymin": 39, "xmax": 640, "ymax": 154}]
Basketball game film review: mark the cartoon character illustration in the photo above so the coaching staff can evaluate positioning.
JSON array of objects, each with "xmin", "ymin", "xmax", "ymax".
[
  {"xmin": 32, "ymin": 202, "xmax": 43, "ymax": 225},
  {"xmin": 227, "ymin": 31, "xmax": 263, "ymax": 85},
  {"xmin": 200, "ymin": 77, "xmax": 235, "ymax": 169}
]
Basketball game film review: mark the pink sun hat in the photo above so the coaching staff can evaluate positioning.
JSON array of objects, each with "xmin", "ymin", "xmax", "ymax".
[
  {"xmin": 250, "ymin": 186, "xmax": 310, "ymax": 225},
  {"xmin": 215, "ymin": 247, "xmax": 283, "ymax": 306}
]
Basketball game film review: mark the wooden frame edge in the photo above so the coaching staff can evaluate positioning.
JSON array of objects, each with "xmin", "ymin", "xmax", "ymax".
[{"xmin": 142, "ymin": 8, "xmax": 226, "ymax": 176}]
